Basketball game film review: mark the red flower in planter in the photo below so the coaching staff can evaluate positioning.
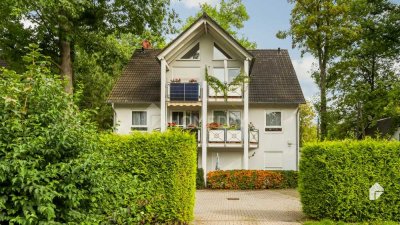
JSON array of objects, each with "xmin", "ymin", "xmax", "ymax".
[
  {"xmin": 168, "ymin": 122, "xmax": 177, "ymax": 127},
  {"xmin": 207, "ymin": 122, "xmax": 221, "ymax": 129}
]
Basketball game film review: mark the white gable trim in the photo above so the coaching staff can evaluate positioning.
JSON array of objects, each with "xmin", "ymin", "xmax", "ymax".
[{"xmin": 157, "ymin": 15, "xmax": 253, "ymax": 61}]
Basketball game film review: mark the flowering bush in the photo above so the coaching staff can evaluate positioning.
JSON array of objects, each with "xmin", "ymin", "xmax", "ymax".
[{"xmin": 207, "ymin": 170, "xmax": 284, "ymax": 189}]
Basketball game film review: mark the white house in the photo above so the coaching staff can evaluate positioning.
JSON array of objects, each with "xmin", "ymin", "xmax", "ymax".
[{"xmin": 107, "ymin": 13, "xmax": 305, "ymax": 179}]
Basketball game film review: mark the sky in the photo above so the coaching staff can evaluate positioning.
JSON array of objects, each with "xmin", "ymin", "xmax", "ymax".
[{"xmin": 171, "ymin": 0, "xmax": 319, "ymax": 100}]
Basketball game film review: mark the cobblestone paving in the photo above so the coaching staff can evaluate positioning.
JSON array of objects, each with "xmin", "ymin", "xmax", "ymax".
[{"xmin": 194, "ymin": 189, "xmax": 304, "ymax": 225}]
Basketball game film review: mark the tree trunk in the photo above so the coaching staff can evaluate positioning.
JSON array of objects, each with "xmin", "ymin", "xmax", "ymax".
[
  {"xmin": 319, "ymin": 63, "xmax": 328, "ymax": 140},
  {"xmin": 60, "ymin": 40, "xmax": 73, "ymax": 94}
]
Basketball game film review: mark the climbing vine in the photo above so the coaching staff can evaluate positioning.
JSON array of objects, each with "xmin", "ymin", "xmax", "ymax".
[{"xmin": 205, "ymin": 67, "xmax": 249, "ymax": 101}]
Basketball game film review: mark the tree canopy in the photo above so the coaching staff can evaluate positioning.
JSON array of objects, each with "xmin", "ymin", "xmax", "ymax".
[{"xmin": 183, "ymin": 0, "xmax": 256, "ymax": 49}]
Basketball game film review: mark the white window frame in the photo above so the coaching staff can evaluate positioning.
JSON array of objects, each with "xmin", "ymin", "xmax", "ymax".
[
  {"xmin": 131, "ymin": 111, "xmax": 148, "ymax": 131},
  {"xmin": 212, "ymin": 110, "xmax": 242, "ymax": 128},
  {"xmin": 265, "ymin": 111, "xmax": 283, "ymax": 133},
  {"xmin": 212, "ymin": 67, "xmax": 241, "ymax": 83},
  {"xmin": 170, "ymin": 111, "xmax": 200, "ymax": 128},
  {"xmin": 213, "ymin": 43, "xmax": 232, "ymax": 60},
  {"xmin": 177, "ymin": 42, "xmax": 201, "ymax": 61}
]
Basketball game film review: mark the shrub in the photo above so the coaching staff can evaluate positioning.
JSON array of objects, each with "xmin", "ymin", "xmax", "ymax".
[
  {"xmin": 0, "ymin": 45, "xmax": 98, "ymax": 223},
  {"xmin": 275, "ymin": 170, "xmax": 298, "ymax": 188},
  {"xmin": 207, "ymin": 170, "xmax": 283, "ymax": 189},
  {"xmin": 300, "ymin": 140, "xmax": 400, "ymax": 222},
  {"xmin": 94, "ymin": 130, "xmax": 197, "ymax": 224},
  {"xmin": 197, "ymin": 168, "xmax": 205, "ymax": 189}
]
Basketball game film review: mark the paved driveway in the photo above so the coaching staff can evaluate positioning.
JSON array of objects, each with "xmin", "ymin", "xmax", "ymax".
[{"xmin": 194, "ymin": 189, "xmax": 304, "ymax": 225}]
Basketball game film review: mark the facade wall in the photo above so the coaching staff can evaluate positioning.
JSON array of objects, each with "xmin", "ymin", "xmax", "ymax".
[
  {"xmin": 114, "ymin": 103, "xmax": 161, "ymax": 134},
  {"xmin": 166, "ymin": 34, "xmax": 243, "ymax": 84}
]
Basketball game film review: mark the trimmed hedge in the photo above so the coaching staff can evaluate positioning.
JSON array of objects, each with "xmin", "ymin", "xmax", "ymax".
[
  {"xmin": 93, "ymin": 130, "xmax": 197, "ymax": 224},
  {"xmin": 300, "ymin": 140, "xmax": 400, "ymax": 222},
  {"xmin": 207, "ymin": 170, "xmax": 298, "ymax": 189},
  {"xmin": 196, "ymin": 168, "xmax": 205, "ymax": 189}
]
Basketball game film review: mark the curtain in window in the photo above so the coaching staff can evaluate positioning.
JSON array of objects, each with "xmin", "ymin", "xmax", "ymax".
[
  {"xmin": 213, "ymin": 111, "xmax": 226, "ymax": 125},
  {"xmin": 229, "ymin": 111, "xmax": 241, "ymax": 128},
  {"xmin": 132, "ymin": 111, "xmax": 146, "ymax": 126}
]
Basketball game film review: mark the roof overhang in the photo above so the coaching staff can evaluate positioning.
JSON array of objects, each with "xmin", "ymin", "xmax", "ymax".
[{"xmin": 157, "ymin": 13, "xmax": 253, "ymax": 62}]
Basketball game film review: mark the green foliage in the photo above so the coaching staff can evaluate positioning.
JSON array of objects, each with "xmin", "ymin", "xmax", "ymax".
[
  {"xmin": 304, "ymin": 219, "xmax": 399, "ymax": 225},
  {"xmin": 205, "ymin": 67, "xmax": 249, "ymax": 101},
  {"xmin": 207, "ymin": 170, "xmax": 298, "ymax": 189},
  {"xmin": 300, "ymin": 101, "xmax": 318, "ymax": 145},
  {"xmin": 183, "ymin": 0, "xmax": 256, "ymax": 49},
  {"xmin": 0, "ymin": 45, "xmax": 98, "ymax": 224},
  {"xmin": 196, "ymin": 168, "xmax": 205, "ymax": 189},
  {"xmin": 275, "ymin": 170, "xmax": 298, "ymax": 189},
  {"xmin": 327, "ymin": 1, "xmax": 400, "ymax": 139},
  {"xmin": 74, "ymin": 33, "xmax": 135, "ymax": 129},
  {"xmin": 300, "ymin": 139, "xmax": 400, "ymax": 222},
  {"xmin": 278, "ymin": 0, "xmax": 358, "ymax": 140},
  {"xmin": 93, "ymin": 130, "xmax": 197, "ymax": 224},
  {"xmin": 0, "ymin": 0, "xmax": 178, "ymax": 126}
]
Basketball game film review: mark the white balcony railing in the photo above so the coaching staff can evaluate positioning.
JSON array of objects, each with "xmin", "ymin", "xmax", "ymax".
[
  {"xmin": 207, "ymin": 128, "xmax": 259, "ymax": 147},
  {"xmin": 208, "ymin": 84, "xmax": 242, "ymax": 99}
]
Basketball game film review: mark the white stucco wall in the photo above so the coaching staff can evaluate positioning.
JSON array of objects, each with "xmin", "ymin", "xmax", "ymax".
[
  {"xmin": 114, "ymin": 103, "xmax": 161, "ymax": 134},
  {"xmin": 196, "ymin": 104, "xmax": 300, "ymax": 171},
  {"xmin": 166, "ymin": 34, "xmax": 243, "ymax": 84},
  {"xmin": 247, "ymin": 104, "xmax": 299, "ymax": 171}
]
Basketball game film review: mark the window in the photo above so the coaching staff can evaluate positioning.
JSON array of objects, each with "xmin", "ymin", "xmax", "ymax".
[
  {"xmin": 229, "ymin": 111, "xmax": 241, "ymax": 129},
  {"xmin": 181, "ymin": 43, "xmax": 200, "ymax": 59},
  {"xmin": 186, "ymin": 111, "xmax": 200, "ymax": 127},
  {"xmin": 228, "ymin": 68, "xmax": 240, "ymax": 83},
  {"xmin": 213, "ymin": 43, "xmax": 232, "ymax": 60},
  {"xmin": 213, "ymin": 111, "xmax": 226, "ymax": 125},
  {"xmin": 213, "ymin": 110, "xmax": 241, "ymax": 129},
  {"xmin": 172, "ymin": 111, "xmax": 184, "ymax": 127},
  {"xmin": 132, "ymin": 111, "xmax": 147, "ymax": 131},
  {"xmin": 265, "ymin": 112, "xmax": 282, "ymax": 132},
  {"xmin": 212, "ymin": 68, "xmax": 225, "ymax": 83},
  {"xmin": 212, "ymin": 68, "xmax": 240, "ymax": 83},
  {"xmin": 171, "ymin": 111, "xmax": 199, "ymax": 128}
]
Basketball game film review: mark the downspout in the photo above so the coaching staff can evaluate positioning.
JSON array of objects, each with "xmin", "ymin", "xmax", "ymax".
[
  {"xmin": 111, "ymin": 103, "xmax": 116, "ymax": 132},
  {"xmin": 296, "ymin": 107, "xmax": 300, "ymax": 171}
]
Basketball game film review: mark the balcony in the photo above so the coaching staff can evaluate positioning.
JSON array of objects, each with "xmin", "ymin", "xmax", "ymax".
[
  {"xmin": 207, "ymin": 128, "xmax": 259, "ymax": 148},
  {"xmin": 208, "ymin": 84, "xmax": 243, "ymax": 102},
  {"xmin": 168, "ymin": 82, "xmax": 200, "ymax": 102}
]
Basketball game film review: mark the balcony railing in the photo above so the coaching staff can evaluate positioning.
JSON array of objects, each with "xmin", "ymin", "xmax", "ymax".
[
  {"xmin": 208, "ymin": 84, "xmax": 242, "ymax": 99},
  {"xmin": 168, "ymin": 82, "xmax": 200, "ymax": 101},
  {"xmin": 207, "ymin": 128, "xmax": 259, "ymax": 147}
]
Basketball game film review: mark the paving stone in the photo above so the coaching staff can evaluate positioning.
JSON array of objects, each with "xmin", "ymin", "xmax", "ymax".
[{"xmin": 194, "ymin": 189, "xmax": 304, "ymax": 225}]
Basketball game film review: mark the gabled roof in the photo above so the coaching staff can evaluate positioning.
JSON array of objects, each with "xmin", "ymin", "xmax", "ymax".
[
  {"xmin": 108, "ymin": 49, "xmax": 161, "ymax": 103},
  {"xmin": 248, "ymin": 49, "xmax": 305, "ymax": 104},
  {"xmin": 157, "ymin": 13, "xmax": 253, "ymax": 61},
  {"xmin": 107, "ymin": 49, "xmax": 305, "ymax": 104}
]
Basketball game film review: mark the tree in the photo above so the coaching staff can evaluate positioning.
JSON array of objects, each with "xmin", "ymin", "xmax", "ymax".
[
  {"xmin": 0, "ymin": 45, "xmax": 98, "ymax": 223},
  {"xmin": 183, "ymin": 0, "xmax": 256, "ymax": 49},
  {"xmin": 299, "ymin": 101, "xmax": 318, "ymax": 145},
  {"xmin": 277, "ymin": 0, "xmax": 358, "ymax": 140},
  {"xmin": 0, "ymin": 0, "xmax": 177, "ymax": 93},
  {"xmin": 328, "ymin": 0, "xmax": 400, "ymax": 139}
]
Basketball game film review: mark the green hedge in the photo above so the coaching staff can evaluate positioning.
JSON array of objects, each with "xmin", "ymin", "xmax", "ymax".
[
  {"xmin": 207, "ymin": 170, "xmax": 298, "ymax": 189},
  {"xmin": 93, "ymin": 130, "xmax": 197, "ymax": 224},
  {"xmin": 196, "ymin": 168, "xmax": 205, "ymax": 189},
  {"xmin": 300, "ymin": 140, "xmax": 400, "ymax": 222}
]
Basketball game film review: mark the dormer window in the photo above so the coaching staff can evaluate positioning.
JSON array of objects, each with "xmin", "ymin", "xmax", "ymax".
[
  {"xmin": 181, "ymin": 43, "xmax": 200, "ymax": 60},
  {"xmin": 213, "ymin": 43, "xmax": 232, "ymax": 60}
]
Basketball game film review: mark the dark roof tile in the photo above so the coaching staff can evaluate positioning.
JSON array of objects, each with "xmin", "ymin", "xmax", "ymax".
[
  {"xmin": 107, "ymin": 49, "xmax": 305, "ymax": 104},
  {"xmin": 107, "ymin": 49, "xmax": 161, "ymax": 103}
]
